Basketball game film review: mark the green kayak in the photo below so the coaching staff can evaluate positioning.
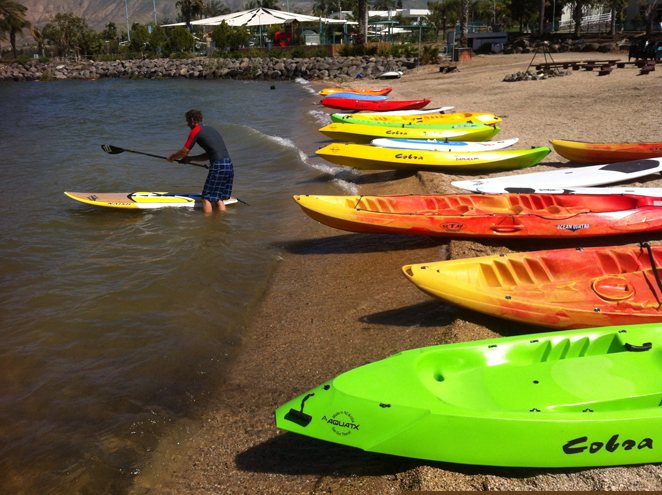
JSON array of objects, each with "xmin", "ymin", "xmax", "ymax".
[{"xmin": 275, "ymin": 323, "xmax": 662, "ymax": 467}]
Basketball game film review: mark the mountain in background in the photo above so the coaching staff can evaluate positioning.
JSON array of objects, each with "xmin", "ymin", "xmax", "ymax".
[{"xmin": 20, "ymin": 0, "xmax": 428, "ymax": 31}]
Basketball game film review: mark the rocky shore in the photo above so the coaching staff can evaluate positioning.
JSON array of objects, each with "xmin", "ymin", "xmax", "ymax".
[{"xmin": 0, "ymin": 55, "xmax": 418, "ymax": 82}]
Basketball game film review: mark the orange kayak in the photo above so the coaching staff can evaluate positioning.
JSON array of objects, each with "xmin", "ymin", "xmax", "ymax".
[
  {"xmin": 551, "ymin": 139, "xmax": 662, "ymax": 164},
  {"xmin": 403, "ymin": 243, "xmax": 662, "ymax": 329},
  {"xmin": 319, "ymin": 87, "xmax": 392, "ymax": 96},
  {"xmin": 294, "ymin": 193, "xmax": 662, "ymax": 238}
]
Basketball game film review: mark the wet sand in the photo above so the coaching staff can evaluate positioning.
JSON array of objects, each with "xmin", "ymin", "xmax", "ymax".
[{"xmin": 131, "ymin": 52, "xmax": 662, "ymax": 493}]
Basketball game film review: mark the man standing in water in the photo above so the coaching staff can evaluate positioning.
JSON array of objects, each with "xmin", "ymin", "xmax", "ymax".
[{"xmin": 168, "ymin": 109, "xmax": 234, "ymax": 213}]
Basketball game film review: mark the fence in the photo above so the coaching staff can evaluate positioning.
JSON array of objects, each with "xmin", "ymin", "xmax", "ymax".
[{"xmin": 558, "ymin": 12, "xmax": 612, "ymax": 33}]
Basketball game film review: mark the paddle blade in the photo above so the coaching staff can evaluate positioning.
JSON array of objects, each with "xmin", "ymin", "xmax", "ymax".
[{"xmin": 101, "ymin": 144, "xmax": 124, "ymax": 154}]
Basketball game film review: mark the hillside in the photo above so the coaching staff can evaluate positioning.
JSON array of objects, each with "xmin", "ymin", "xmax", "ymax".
[
  {"xmin": 19, "ymin": 0, "xmax": 429, "ymax": 32},
  {"xmin": 20, "ymin": 1, "xmax": 318, "ymax": 31}
]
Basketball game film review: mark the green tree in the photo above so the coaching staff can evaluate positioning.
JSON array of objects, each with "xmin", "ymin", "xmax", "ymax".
[
  {"xmin": 168, "ymin": 25, "xmax": 195, "ymax": 51},
  {"xmin": 206, "ymin": 0, "xmax": 230, "ymax": 16},
  {"xmin": 150, "ymin": 25, "xmax": 169, "ymax": 55},
  {"xmin": 42, "ymin": 13, "xmax": 99, "ymax": 58},
  {"xmin": 101, "ymin": 22, "xmax": 118, "ymax": 41},
  {"xmin": 427, "ymin": 0, "xmax": 460, "ymax": 37},
  {"xmin": 129, "ymin": 22, "xmax": 150, "ymax": 53},
  {"xmin": 211, "ymin": 21, "xmax": 250, "ymax": 51},
  {"xmin": 0, "ymin": 0, "xmax": 30, "ymax": 58},
  {"xmin": 509, "ymin": 0, "xmax": 540, "ymax": 32}
]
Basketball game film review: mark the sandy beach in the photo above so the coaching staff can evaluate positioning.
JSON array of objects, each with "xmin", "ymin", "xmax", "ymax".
[{"xmin": 131, "ymin": 52, "xmax": 662, "ymax": 493}]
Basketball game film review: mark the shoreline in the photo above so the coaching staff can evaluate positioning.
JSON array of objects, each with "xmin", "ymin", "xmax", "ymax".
[{"xmin": 131, "ymin": 53, "xmax": 662, "ymax": 493}]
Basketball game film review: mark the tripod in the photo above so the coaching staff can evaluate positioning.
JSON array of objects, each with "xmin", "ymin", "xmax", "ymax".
[{"xmin": 525, "ymin": 41, "xmax": 560, "ymax": 75}]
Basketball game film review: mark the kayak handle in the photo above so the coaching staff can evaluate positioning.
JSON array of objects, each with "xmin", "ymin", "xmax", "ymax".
[
  {"xmin": 624, "ymin": 342, "xmax": 652, "ymax": 352},
  {"xmin": 491, "ymin": 225, "xmax": 524, "ymax": 233},
  {"xmin": 284, "ymin": 392, "xmax": 315, "ymax": 427}
]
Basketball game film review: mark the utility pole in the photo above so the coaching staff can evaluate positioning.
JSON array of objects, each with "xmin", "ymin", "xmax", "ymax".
[{"xmin": 125, "ymin": 0, "xmax": 131, "ymax": 41}]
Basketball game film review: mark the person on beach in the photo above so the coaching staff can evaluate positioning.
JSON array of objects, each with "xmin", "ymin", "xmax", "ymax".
[{"xmin": 168, "ymin": 109, "xmax": 234, "ymax": 213}]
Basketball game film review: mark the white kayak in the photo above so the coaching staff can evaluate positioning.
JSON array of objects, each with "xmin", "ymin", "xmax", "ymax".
[
  {"xmin": 371, "ymin": 137, "xmax": 519, "ymax": 152},
  {"xmin": 471, "ymin": 186, "xmax": 662, "ymax": 197},
  {"xmin": 336, "ymin": 106, "xmax": 455, "ymax": 117},
  {"xmin": 451, "ymin": 158, "xmax": 662, "ymax": 193},
  {"xmin": 377, "ymin": 71, "xmax": 403, "ymax": 79}
]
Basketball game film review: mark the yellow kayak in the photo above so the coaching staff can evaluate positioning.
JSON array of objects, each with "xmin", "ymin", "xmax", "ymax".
[
  {"xmin": 331, "ymin": 112, "xmax": 502, "ymax": 126},
  {"xmin": 315, "ymin": 143, "xmax": 551, "ymax": 171},
  {"xmin": 319, "ymin": 122, "xmax": 501, "ymax": 143},
  {"xmin": 64, "ymin": 191, "xmax": 239, "ymax": 209}
]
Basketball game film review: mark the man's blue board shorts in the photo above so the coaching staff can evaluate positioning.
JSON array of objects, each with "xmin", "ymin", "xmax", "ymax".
[{"xmin": 202, "ymin": 158, "xmax": 234, "ymax": 202}]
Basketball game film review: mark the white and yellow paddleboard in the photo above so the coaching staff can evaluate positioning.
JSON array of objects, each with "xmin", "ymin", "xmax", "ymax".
[{"xmin": 64, "ymin": 191, "xmax": 239, "ymax": 209}]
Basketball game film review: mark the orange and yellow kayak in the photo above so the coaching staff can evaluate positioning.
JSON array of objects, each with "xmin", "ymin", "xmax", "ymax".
[
  {"xmin": 294, "ymin": 193, "xmax": 662, "ymax": 238},
  {"xmin": 403, "ymin": 243, "xmax": 662, "ymax": 329},
  {"xmin": 319, "ymin": 87, "xmax": 392, "ymax": 96},
  {"xmin": 551, "ymin": 139, "xmax": 662, "ymax": 164}
]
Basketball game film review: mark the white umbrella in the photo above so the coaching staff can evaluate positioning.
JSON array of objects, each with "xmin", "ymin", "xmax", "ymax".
[{"xmin": 162, "ymin": 8, "xmax": 346, "ymax": 27}]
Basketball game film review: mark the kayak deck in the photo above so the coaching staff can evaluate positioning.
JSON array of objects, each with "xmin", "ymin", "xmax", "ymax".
[{"xmin": 64, "ymin": 191, "xmax": 239, "ymax": 209}]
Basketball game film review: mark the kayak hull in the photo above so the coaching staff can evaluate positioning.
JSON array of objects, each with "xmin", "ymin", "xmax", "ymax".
[
  {"xmin": 331, "ymin": 111, "xmax": 502, "ymax": 126},
  {"xmin": 320, "ymin": 97, "xmax": 430, "ymax": 111},
  {"xmin": 551, "ymin": 139, "xmax": 662, "ymax": 164},
  {"xmin": 451, "ymin": 158, "xmax": 662, "ymax": 192},
  {"xmin": 318, "ymin": 87, "xmax": 392, "ymax": 96},
  {"xmin": 315, "ymin": 143, "xmax": 550, "ymax": 171},
  {"xmin": 294, "ymin": 193, "xmax": 662, "ymax": 238},
  {"xmin": 322, "ymin": 92, "xmax": 388, "ymax": 101},
  {"xmin": 276, "ymin": 323, "xmax": 662, "ymax": 467},
  {"xmin": 319, "ymin": 122, "xmax": 501, "ymax": 144},
  {"xmin": 64, "ymin": 191, "xmax": 238, "ymax": 209},
  {"xmin": 371, "ymin": 137, "xmax": 519, "ymax": 152},
  {"xmin": 403, "ymin": 244, "xmax": 662, "ymax": 329}
]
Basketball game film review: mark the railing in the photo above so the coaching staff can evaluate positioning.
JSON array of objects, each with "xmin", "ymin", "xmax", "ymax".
[{"xmin": 558, "ymin": 12, "xmax": 612, "ymax": 33}]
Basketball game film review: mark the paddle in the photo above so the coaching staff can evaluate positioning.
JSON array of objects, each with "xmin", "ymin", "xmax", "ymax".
[
  {"xmin": 101, "ymin": 144, "xmax": 250, "ymax": 206},
  {"xmin": 101, "ymin": 144, "xmax": 209, "ymax": 169}
]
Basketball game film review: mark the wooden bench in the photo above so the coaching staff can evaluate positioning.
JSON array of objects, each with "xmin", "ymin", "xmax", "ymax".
[
  {"xmin": 640, "ymin": 61, "xmax": 656, "ymax": 75},
  {"xmin": 439, "ymin": 64, "xmax": 458, "ymax": 74}
]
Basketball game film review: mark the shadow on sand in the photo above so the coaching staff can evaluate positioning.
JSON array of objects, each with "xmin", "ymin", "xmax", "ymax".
[
  {"xmin": 280, "ymin": 232, "xmax": 446, "ymax": 255},
  {"xmin": 235, "ymin": 431, "xmax": 578, "ymax": 480}
]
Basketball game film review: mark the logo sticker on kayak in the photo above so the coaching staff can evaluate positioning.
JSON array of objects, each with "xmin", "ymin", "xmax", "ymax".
[
  {"xmin": 557, "ymin": 223, "xmax": 589, "ymax": 232},
  {"xmin": 563, "ymin": 434, "xmax": 653, "ymax": 455},
  {"xmin": 321, "ymin": 411, "xmax": 360, "ymax": 436},
  {"xmin": 394, "ymin": 153, "xmax": 424, "ymax": 161}
]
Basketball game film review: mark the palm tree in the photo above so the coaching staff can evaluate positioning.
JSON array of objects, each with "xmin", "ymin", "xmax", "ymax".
[
  {"xmin": 357, "ymin": 0, "xmax": 367, "ymax": 43},
  {"xmin": 0, "ymin": 0, "xmax": 30, "ymax": 58},
  {"xmin": 176, "ymin": 0, "xmax": 207, "ymax": 29}
]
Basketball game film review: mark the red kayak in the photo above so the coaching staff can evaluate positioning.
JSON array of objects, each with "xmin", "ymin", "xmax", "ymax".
[{"xmin": 320, "ymin": 97, "xmax": 430, "ymax": 112}]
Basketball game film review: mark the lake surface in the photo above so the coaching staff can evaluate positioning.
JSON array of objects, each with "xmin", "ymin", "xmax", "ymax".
[{"xmin": 0, "ymin": 77, "xmax": 354, "ymax": 493}]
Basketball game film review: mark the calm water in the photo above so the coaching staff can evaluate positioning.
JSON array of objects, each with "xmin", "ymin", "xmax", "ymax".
[{"xmin": 0, "ymin": 78, "xmax": 355, "ymax": 493}]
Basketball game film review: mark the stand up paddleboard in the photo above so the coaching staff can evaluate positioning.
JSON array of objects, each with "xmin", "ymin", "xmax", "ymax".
[
  {"xmin": 451, "ymin": 158, "xmax": 662, "ymax": 193},
  {"xmin": 64, "ymin": 191, "xmax": 239, "ymax": 209}
]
